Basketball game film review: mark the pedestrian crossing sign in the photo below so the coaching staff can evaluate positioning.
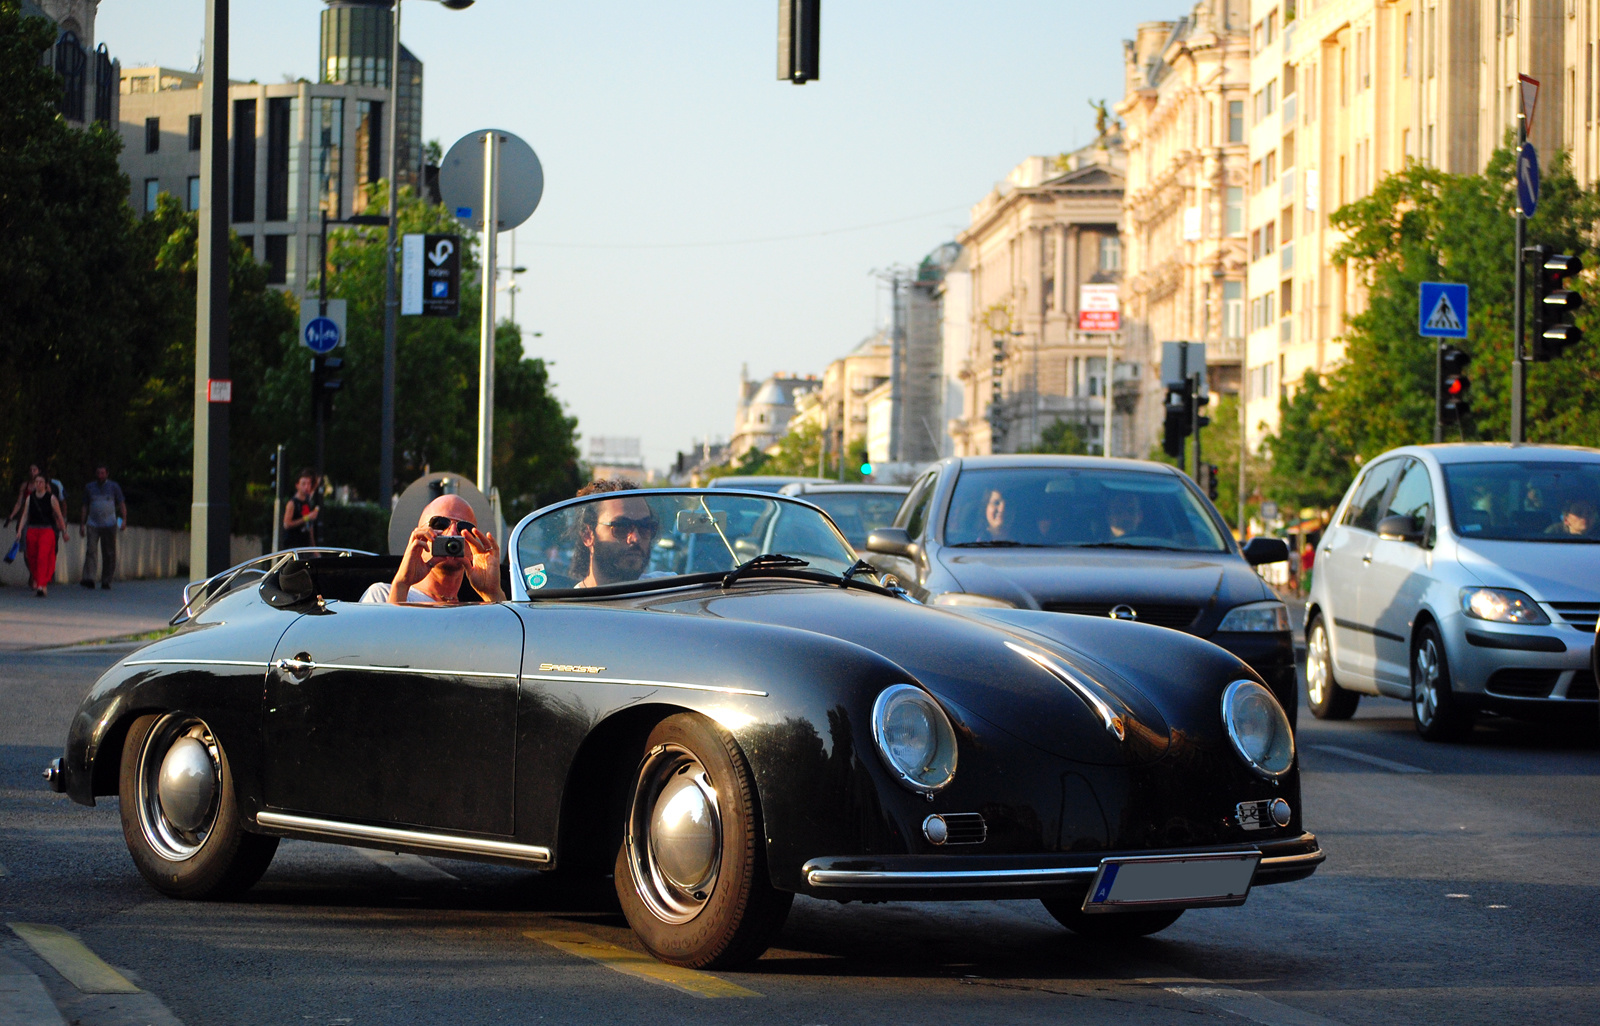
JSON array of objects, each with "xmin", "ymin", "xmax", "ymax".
[{"xmin": 1419, "ymin": 282, "xmax": 1469, "ymax": 338}]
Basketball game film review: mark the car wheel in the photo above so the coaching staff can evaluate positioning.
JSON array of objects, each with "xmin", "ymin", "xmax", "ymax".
[
  {"xmin": 615, "ymin": 713, "xmax": 793, "ymax": 969},
  {"xmin": 1305, "ymin": 616, "xmax": 1359, "ymax": 720},
  {"xmin": 1412, "ymin": 623, "xmax": 1472, "ymax": 742},
  {"xmin": 118, "ymin": 712, "xmax": 278, "ymax": 899},
  {"xmin": 1039, "ymin": 899, "xmax": 1183, "ymax": 939}
]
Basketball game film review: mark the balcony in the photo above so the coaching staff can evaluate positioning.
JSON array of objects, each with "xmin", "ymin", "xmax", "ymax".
[
  {"xmin": 1282, "ymin": 92, "xmax": 1297, "ymax": 126},
  {"xmin": 1280, "ymin": 240, "xmax": 1294, "ymax": 273},
  {"xmin": 1281, "ymin": 166, "xmax": 1296, "ymax": 202},
  {"xmin": 1280, "ymin": 318, "xmax": 1293, "ymax": 344}
]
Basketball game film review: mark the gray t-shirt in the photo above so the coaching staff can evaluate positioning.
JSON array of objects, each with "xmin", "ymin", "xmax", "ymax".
[{"xmin": 84, "ymin": 479, "xmax": 124, "ymax": 528}]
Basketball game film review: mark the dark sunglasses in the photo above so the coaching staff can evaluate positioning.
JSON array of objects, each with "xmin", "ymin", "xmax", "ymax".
[
  {"xmin": 428, "ymin": 516, "xmax": 476, "ymax": 533},
  {"xmin": 599, "ymin": 516, "xmax": 659, "ymax": 537}
]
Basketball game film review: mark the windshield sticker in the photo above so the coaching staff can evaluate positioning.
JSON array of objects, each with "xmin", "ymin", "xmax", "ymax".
[{"xmin": 524, "ymin": 563, "xmax": 548, "ymax": 590}]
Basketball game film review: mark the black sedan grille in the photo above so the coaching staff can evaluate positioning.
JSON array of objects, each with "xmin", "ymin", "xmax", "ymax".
[
  {"xmin": 1043, "ymin": 602, "xmax": 1201, "ymax": 631},
  {"xmin": 1548, "ymin": 602, "xmax": 1600, "ymax": 631}
]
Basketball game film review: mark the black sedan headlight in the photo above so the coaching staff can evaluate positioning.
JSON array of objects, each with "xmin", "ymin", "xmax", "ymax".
[
  {"xmin": 1222, "ymin": 680, "xmax": 1295, "ymax": 779},
  {"xmin": 871, "ymin": 684, "xmax": 958, "ymax": 796}
]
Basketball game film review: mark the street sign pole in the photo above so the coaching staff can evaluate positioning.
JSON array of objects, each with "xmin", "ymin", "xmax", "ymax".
[
  {"xmin": 477, "ymin": 131, "xmax": 500, "ymax": 494},
  {"xmin": 1512, "ymin": 108, "xmax": 1529, "ymax": 442},
  {"xmin": 379, "ymin": 0, "xmax": 402, "ymax": 510},
  {"xmin": 190, "ymin": 0, "xmax": 230, "ymax": 579},
  {"xmin": 1434, "ymin": 340, "xmax": 1444, "ymax": 443}
]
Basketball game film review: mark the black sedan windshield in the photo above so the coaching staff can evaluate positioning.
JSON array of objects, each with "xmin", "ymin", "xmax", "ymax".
[{"xmin": 944, "ymin": 467, "xmax": 1230, "ymax": 551}]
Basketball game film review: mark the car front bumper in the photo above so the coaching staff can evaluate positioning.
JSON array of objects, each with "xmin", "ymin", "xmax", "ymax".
[
  {"xmin": 797, "ymin": 832, "xmax": 1322, "ymax": 902},
  {"xmin": 1444, "ymin": 615, "xmax": 1596, "ymax": 705}
]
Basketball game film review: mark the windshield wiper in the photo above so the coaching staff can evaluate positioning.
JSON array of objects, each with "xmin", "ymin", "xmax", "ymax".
[
  {"xmin": 839, "ymin": 558, "xmax": 876, "ymax": 588},
  {"xmin": 1073, "ymin": 541, "xmax": 1183, "ymax": 551},
  {"xmin": 952, "ymin": 539, "xmax": 1046, "ymax": 548},
  {"xmin": 722, "ymin": 553, "xmax": 810, "ymax": 587}
]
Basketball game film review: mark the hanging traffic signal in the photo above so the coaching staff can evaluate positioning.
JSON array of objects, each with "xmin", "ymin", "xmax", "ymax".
[
  {"xmin": 1440, "ymin": 345, "xmax": 1471, "ymax": 419},
  {"xmin": 1201, "ymin": 463, "xmax": 1221, "ymax": 501},
  {"xmin": 1528, "ymin": 247, "xmax": 1585, "ymax": 361},
  {"xmin": 322, "ymin": 355, "xmax": 344, "ymax": 398},
  {"xmin": 1162, "ymin": 380, "xmax": 1193, "ymax": 458},
  {"xmin": 1195, "ymin": 388, "xmax": 1211, "ymax": 430}
]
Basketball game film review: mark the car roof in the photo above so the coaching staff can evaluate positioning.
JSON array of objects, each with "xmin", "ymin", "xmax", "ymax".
[
  {"xmin": 942, "ymin": 454, "xmax": 1185, "ymax": 475},
  {"xmin": 780, "ymin": 482, "xmax": 910, "ymax": 495},
  {"xmin": 1377, "ymin": 443, "xmax": 1600, "ymax": 466},
  {"xmin": 708, "ymin": 475, "xmax": 831, "ymax": 486}
]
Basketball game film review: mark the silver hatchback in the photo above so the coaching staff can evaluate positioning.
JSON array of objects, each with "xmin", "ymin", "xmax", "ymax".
[{"xmin": 1306, "ymin": 443, "xmax": 1600, "ymax": 740}]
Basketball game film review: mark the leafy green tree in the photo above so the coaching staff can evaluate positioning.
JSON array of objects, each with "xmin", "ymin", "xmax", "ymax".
[{"xmin": 1023, "ymin": 418, "xmax": 1089, "ymax": 455}]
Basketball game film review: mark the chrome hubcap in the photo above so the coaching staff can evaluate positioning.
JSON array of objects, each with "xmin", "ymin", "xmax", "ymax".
[
  {"xmin": 137, "ymin": 714, "xmax": 221, "ymax": 861},
  {"xmin": 1414, "ymin": 639, "xmax": 1441, "ymax": 726},
  {"xmin": 1307, "ymin": 624, "xmax": 1330, "ymax": 706},
  {"xmin": 626, "ymin": 744, "xmax": 722, "ymax": 925}
]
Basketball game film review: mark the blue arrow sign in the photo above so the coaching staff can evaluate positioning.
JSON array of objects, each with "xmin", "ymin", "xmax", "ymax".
[
  {"xmin": 1517, "ymin": 143, "xmax": 1540, "ymax": 217},
  {"xmin": 1419, "ymin": 282, "xmax": 1469, "ymax": 339},
  {"xmin": 302, "ymin": 315, "xmax": 341, "ymax": 353}
]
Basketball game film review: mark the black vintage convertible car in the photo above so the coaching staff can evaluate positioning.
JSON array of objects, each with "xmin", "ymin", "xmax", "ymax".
[{"xmin": 46, "ymin": 489, "xmax": 1321, "ymax": 969}]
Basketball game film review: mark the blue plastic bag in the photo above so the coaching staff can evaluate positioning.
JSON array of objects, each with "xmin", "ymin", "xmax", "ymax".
[{"xmin": 3, "ymin": 538, "xmax": 19, "ymax": 564}]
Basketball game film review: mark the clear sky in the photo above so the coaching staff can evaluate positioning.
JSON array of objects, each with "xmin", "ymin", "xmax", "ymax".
[{"xmin": 98, "ymin": 0, "xmax": 1182, "ymax": 472}]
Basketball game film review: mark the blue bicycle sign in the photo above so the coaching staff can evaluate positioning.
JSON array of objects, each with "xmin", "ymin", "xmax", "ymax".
[{"xmin": 302, "ymin": 316, "xmax": 341, "ymax": 353}]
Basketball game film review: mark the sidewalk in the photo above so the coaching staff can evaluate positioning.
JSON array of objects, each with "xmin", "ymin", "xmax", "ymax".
[{"xmin": 0, "ymin": 578, "xmax": 186, "ymax": 652}]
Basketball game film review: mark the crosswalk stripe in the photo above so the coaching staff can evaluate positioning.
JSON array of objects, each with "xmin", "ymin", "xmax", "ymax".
[
  {"xmin": 356, "ymin": 848, "xmax": 459, "ymax": 881},
  {"xmin": 525, "ymin": 930, "xmax": 761, "ymax": 998},
  {"xmin": 6, "ymin": 924, "xmax": 140, "ymax": 995}
]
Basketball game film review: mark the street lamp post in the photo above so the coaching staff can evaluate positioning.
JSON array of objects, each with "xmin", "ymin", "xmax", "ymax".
[
  {"xmin": 379, "ymin": 0, "xmax": 473, "ymax": 511},
  {"xmin": 190, "ymin": 0, "xmax": 230, "ymax": 578}
]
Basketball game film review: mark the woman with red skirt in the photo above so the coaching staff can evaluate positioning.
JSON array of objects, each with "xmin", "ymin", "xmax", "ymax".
[{"xmin": 17, "ymin": 474, "xmax": 67, "ymax": 597}]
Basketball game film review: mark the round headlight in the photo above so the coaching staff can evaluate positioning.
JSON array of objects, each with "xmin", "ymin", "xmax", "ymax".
[
  {"xmin": 871, "ymin": 684, "xmax": 958, "ymax": 795},
  {"xmin": 1221, "ymin": 680, "xmax": 1295, "ymax": 779}
]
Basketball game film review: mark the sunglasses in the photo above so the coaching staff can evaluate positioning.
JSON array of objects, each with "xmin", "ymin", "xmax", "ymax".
[
  {"xmin": 428, "ymin": 516, "xmax": 477, "ymax": 533},
  {"xmin": 599, "ymin": 516, "xmax": 659, "ymax": 537}
]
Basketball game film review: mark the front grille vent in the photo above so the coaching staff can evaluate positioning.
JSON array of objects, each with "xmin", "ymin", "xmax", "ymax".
[
  {"xmin": 1485, "ymin": 668, "xmax": 1559, "ymax": 698},
  {"xmin": 1548, "ymin": 602, "xmax": 1600, "ymax": 631},
  {"xmin": 937, "ymin": 812, "xmax": 987, "ymax": 845},
  {"xmin": 1042, "ymin": 602, "xmax": 1201, "ymax": 631},
  {"xmin": 1567, "ymin": 671, "xmax": 1598, "ymax": 701}
]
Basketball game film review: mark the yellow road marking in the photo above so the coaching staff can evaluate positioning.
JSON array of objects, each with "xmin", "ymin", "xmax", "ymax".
[
  {"xmin": 525, "ymin": 930, "xmax": 760, "ymax": 998},
  {"xmin": 7, "ymin": 923, "xmax": 140, "ymax": 995}
]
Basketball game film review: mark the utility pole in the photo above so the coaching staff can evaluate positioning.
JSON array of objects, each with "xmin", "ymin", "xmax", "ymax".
[
  {"xmin": 190, "ymin": 0, "xmax": 230, "ymax": 579},
  {"xmin": 476, "ymin": 130, "xmax": 500, "ymax": 494},
  {"xmin": 1511, "ymin": 104, "xmax": 1528, "ymax": 442},
  {"xmin": 379, "ymin": 0, "xmax": 402, "ymax": 509}
]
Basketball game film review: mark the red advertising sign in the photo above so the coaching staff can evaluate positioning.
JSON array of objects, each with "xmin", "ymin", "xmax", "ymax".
[{"xmin": 1078, "ymin": 284, "xmax": 1121, "ymax": 332}]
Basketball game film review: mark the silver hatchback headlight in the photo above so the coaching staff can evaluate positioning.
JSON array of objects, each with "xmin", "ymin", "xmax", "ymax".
[
  {"xmin": 1222, "ymin": 680, "xmax": 1295, "ymax": 779},
  {"xmin": 871, "ymin": 684, "xmax": 958, "ymax": 796}
]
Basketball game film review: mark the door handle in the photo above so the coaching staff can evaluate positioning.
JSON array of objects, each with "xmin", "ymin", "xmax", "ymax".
[
  {"xmin": 1361, "ymin": 554, "xmax": 1372, "ymax": 564},
  {"xmin": 275, "ymin": 655, "xmax": 315, "ymax": 680}
]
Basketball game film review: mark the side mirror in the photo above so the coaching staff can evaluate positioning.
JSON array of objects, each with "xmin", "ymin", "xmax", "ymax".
[
  {"xmin": 865, "ymin": 527, "xmax": 915, "ymax": 558},
  {"xmin": 1376, "ymin": 514, "xmax": 1424, "ymax": 543},
  {"xmin": 1241, "ymin": 536, "xmax": 1290, "ymax": 565}
]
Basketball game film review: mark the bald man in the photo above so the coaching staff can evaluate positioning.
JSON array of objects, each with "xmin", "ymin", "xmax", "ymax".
[{"xmin": 360, "ymin": 494, "xmax": 504, "ymax": 604}]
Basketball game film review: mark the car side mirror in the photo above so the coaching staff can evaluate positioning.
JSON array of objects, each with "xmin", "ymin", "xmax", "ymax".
[
  {"xmin": 1241, "ymin": 537, "xmax": 1290, "ymax": 565},
  {"xmin": 1376, "ymin": 514, "xmax": 1424, "ymax": 544},
  {"xmin": 865, "ymin": 527, "xmax": 915, "ymax": 558}
]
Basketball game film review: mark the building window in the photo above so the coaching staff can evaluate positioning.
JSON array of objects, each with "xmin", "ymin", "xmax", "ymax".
[
  {"xmin": 1098, "ymin": 235, "xmax": 1121, "ymax": 272},
  {"xmin": 1281, "ymin": 205, "xmax": 1295, "ymax": 241},
  {"xmin": 1228, "ymin": 100, "xmax": 1244, "ymax": 142},
  {"xmin": 1225, "ymin": 187, "xmax": 1244, "ymax": 234},
  {"xmin": 1282, "ymin": 130, "xmax": 1296, "ymax": 168},
  {"xmin": 55, "ymin": 31, "xmax": 87, "ymax": 121},
  {"xmin": 1265, "ymin": 79, "xmax": 1277, "ymax": 118},
  {"xmin": 356, "ymin": 99, "xmax": 383, "ymax": 208},
  {"xmin": 187, "ymin": 175, "xmax": 201, "ymax": 212},
  {"xmin": 1251, "ymin": 228, "xmax": 1262, "ymax": 262},
  {"xmin": 1223, "ymin": 281, "xmax": 1244, "ymax": 338},
  {"xmin": 1251, "ymin": 160, "xmax": 1262, "ymax": 193},
  {"xmin": 264, "ymin": 234, "xmax": 288, "ymax": 285},
  {"xmin": 144, "ymin": 178, "xmax": 159, "ymax": 213},
  {"xmin": 233, "ymin": 99, "xmax": 257, "ymax": 223},
  {"xmin": 1264, "ymin": 221, "xmax": 1276, "ymax": 256},
  {"xmin": 188, "ymin": 114, "xmax": 202, "ymax": 151},
  {"xmin": 312, "ymin": 98, "xmax": 344, "ymax": 218},
  {"xmin": 1265, "ymin": 150, "xmax": 1277, "ymax": 184},
  {"xmin": 266, "ymin": 97, "xmax": 292, "ymax": 221},
  {"xmin": 1426, "ymin": 6, "xmax": 1436, "ymax": 80},
  {"xmin": 145, "ymin": 117, "xmax": 160, "ymax": 154},
  {"xmin": 93, "ymin": 43, "xmax": 113, "ymax": 123}
]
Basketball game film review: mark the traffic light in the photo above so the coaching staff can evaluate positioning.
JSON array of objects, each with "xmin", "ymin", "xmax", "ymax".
[
  {"xmin": 1199, "ymin": 463, "xmax": 1220, "ymax": 501},
  {"xmin": 322, "ymin": 355, "xmax": 344, "ymax": 403},
  {"xmin": 1440, "ymin": 345, "xmax": 1471, "ymax": 419},
  {"xmin": 989, "ymin": 336, "xmax": 1007, "ymax": 439},
  {"xmin": 1528, "ymin": 246, "xmax": 1585, "ymax": 361},
  {"xmin": 1162, "ymin": 380, "xmax": 1193, "ymax": 458},
  {"xmin": 1195, "ymin": 388, "xmax": 1212, "ymax": 430},
  {"xmin": 777, "ymin": 0, "xmax": 820, "ymax": 83}
]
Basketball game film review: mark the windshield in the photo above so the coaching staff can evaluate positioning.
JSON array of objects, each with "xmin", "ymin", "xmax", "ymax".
[
  {"xmin": 515, "ymin": 491, "xmax": 860, "ymax": 592},
  {"xmin": 943, "ymin": 467, "xmax": 1230, "ymax": 551},
  {"xmin": 1443, "ymin": 460, "xmax": 1600, "ymax": 542},
  {"xmin": 797, "ymin": 490, "xmax": 906, "ymax": 548}
]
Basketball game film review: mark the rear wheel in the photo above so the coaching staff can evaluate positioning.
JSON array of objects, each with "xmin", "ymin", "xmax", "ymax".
[
  {"xmin": 614, "ymin": 714, "xmax": 792, "ymax": 969},
  {"xmin": 1306, "ymin": 616, "xmax": 1359, "ymax": 720},
  {"xmin": 1412, "ymin": 623, "xmax": 1473, "ymax": 742},
  {"xmin": 1040, "ymin": 899, "xmax": 1183, "ymax": 939},
  {"xmin": 118, "ymin": 712, "xmax": 278, "ymax": 898}
]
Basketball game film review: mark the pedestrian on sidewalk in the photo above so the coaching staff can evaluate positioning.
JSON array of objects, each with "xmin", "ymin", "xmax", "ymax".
[
  {"xmin": 79, "ymin": 465, "xmax": 127, "ymax": 590},
  {"xmin": 16, "ymin": 473, "xmax": 68, "ymax": 597},
  {"xmin": 6, "ymin": 463, "xmax": 43, "ymax": 528},
  {"xmin": 282, "ymin": 469, "xmax": 319, "ymax": 547}
]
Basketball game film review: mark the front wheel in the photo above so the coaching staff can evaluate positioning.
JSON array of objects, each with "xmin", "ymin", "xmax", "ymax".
[
  {"xmin": 1412, "ymin": 624, "xmax": 1473, "ymax": 742},
  {"xmin": 1040, "ymin": 899, "xmax": 1183, "ymax": 939},
  {"xmin": 118, "ymin": 713, "xmax": 278, "ymax": 898},
  {"xmin": 614, "ymin": 714, "xmax": 792, "ymax": 969},
  {"xmin": 1306, "ymin": 616, "xmax": 1359, "ymax": 720}
]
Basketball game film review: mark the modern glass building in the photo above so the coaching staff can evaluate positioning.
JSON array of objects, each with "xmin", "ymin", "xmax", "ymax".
[{"xmin": 319, "ymin": 0, "xmax": 424, "ymax": 195}]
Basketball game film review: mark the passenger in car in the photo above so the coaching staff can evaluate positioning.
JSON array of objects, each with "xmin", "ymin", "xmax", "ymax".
[
  {"xmin": 570, "ymin": 488, "xmax": 659, "ymax": 588},
  {"xmin": 1545, "ymin": 497, "xmax": 1597, "ymax": 537},
  {"xmin": 978, "ymin": 488, "xmax": 1015, "ymax": 541},
  {"xmin": 360, "ymin": 494, "xmax": 503, "ymax": 604},
  {"xmin": 1106, "ymin": 491, "xmax": 1145, "ymax": 539}
]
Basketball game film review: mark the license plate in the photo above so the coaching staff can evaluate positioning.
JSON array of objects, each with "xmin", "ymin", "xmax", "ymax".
[{"xmin": 1081, "ymin": 852, "xmax": 1260, "ymax": 913}]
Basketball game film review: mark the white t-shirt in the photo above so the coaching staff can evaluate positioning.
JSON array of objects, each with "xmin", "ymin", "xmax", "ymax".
[{"xmin": 360, "ymin": 579, "xmax": 457, "ymax": 603}]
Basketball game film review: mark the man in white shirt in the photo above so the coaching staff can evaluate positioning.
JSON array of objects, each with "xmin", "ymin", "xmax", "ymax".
[{"xmin": 360, "ymin": 494, "xmax": 504, "ymax": 604}]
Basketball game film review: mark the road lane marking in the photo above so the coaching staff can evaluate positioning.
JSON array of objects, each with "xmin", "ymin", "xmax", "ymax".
[
  {"xmin": 1165, "ymin": 985, "xmax": 1349, "ymax": 1026},
  {"xmin": 356, "ymin": 848, "xmax": 459, "ymax": 882},
  {"xmin": 1304, "ymin": 744, "xmax": 1429, "ymax": 774},
  {"xmin": 525, "ymin": 930, "xmax": 761, "ymax": 998},
  {"xmin": 6, "ymin": 924, "xmax": 140, "ymax": 995}
]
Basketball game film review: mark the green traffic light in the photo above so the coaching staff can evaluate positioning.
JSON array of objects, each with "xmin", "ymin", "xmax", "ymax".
[{"xmin": 860, "ymin": 463, "xmax": 873, "ymax": 476}]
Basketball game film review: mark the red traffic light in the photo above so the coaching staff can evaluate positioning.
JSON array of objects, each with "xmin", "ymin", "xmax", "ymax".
[{"xmin": 1445, "ymin": 377, "xmax": 1467, "ymax": 397}]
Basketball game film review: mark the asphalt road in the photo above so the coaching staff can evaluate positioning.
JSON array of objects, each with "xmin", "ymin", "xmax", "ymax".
[{"xmin": 2, "ymin": 644, "xmax": 1597, "ymax": 1025}]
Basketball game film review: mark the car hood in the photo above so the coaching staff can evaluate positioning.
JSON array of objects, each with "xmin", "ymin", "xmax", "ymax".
[
  {"xmin": 1453, "ymin": 538, "xmax": 1600, "ymax": 600},
  {"xmin": 663, "ymin": 585, "xmax": 1185, "ymax": 766}
]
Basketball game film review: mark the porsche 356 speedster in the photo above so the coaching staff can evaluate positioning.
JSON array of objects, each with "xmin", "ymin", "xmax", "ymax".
[{"xmin": 46, "ymin": 488, "xmax": 1322, "ymax": 968}]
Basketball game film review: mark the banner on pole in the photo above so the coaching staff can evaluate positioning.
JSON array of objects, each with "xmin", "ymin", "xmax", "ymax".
[{"xmin": 1078, "ymin": 283, "xmax": 1121, "ymax": 332}]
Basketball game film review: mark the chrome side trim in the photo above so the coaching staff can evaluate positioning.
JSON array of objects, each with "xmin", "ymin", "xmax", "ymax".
[
  {"xmin": 1258, "ymin": 848, "xmax": 1326, "ymax": 870},
  {"xmin": 299, "ymin": 662, "xmax": 518, "ymax": 680},
  {"xmin": 255, "ymin": 810, "xmax": 551, "ymax": 864},
  {"xmin": 523, "ymin": 672, "xmax": 768, "ymax": 697},
  {"xmin": 1004, "ymin": 641, "xmax": 1126, "ymax": 740},
  {"xmin": 126, "ymin": 659, "xmax": 268, "ymax": 669},
  {"xmin": 806, "ymin": 865, "xmax": 1098, "ymax": 888}
]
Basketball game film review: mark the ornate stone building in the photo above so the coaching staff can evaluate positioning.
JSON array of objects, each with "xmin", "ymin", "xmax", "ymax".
[{"xmin": 22, "ymin": 0, "xmax": 119, "ymax": 128}]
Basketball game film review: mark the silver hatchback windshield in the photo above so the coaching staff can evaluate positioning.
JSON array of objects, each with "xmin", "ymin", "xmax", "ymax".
[
  {"xmin": 515, "ymin": 491, "xmax": 859, "ymax": 592},
  {"xmin": 1443, "ymin": 460, "xmax": 1600, "ymax": 542}
]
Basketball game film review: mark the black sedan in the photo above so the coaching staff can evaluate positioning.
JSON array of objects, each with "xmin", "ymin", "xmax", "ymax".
[
  {"xmin": 46, "ymin": 489, "xmax": 1318, "ymax": 969},
  {"xmin": 864, "ymin": 456, "xmax": 1297, "ymax": 724}
]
